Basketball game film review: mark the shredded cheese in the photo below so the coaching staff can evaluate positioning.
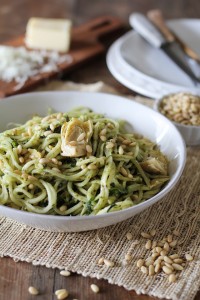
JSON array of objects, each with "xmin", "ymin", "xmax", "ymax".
[{"xmin": 0, "ymin": 46, "xmax": 72, "ymax": 89}]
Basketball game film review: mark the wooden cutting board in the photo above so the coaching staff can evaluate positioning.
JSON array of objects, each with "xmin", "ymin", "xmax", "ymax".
[{"xmin": 0, "ymin": 16, "xmax": 124, "ymax": 98}]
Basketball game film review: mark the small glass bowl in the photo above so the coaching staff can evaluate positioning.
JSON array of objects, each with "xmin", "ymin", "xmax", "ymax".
[{"xmin": 154, "ymin": 93, "xmax": 200, "ymax": 146}]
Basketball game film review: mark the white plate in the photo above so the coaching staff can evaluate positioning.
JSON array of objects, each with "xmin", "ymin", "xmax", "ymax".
[
  {"xmin": 107, "ymin": 19, "xmax": 200, "ymax": 98},
  {"xmin": 0, "ymin": 91, "xmax": 186, "ymax": 232}
]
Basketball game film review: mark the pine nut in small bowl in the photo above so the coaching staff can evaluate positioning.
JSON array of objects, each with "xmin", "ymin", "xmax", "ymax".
[{"xmin": 154, "ymin": 92, "xmax": 200, "ymax": 146}]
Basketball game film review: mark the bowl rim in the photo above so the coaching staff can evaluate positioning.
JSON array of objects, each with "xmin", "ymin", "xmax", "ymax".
[
  {"xmin": 0, "ymin": 91, "xmax": 186, "ymax": 221},
  {"xmin": 154, "ymin": 91, "xmax": 200, "ymax": 129}
]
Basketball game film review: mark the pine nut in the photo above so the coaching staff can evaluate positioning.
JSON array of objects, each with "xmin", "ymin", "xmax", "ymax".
[
  {"xmin": 164, "ymin": 242, "xmax": 170, "ymax": 252},
  {"xmin": 52, "ymin": 167, "xmax": 61, "ymax": 173},
  {"xmin": 152, "ymin": 253, "xmax": 159, "ymax": 259},
  {"xmin": 152, "ymin": 241, "xmax": 157, "ymax": 248},
  {"xmin": 169, "ymin": 254, "xmax": 179, "ymax": 259},
  {"xmin": 60, "ymin": 270, "xmax": 71, "ymax": 276},
  {"xmin": 164, "ymin": 256, "xmax": 173, "ymax": 264},
  {"xmin": 106, "ymin": 142, "xmax": 115, "ymax": 149},
  {"xmin": 100, "ymin": 128, "xmax": 107, "ymax": 136},
  {"xmin": 149, "ymin": 265, "xmax": 155, "ymax": 276},
  {"xmin": 52, "ymin": 158, "xmax": 59, "ymax": 164},
  {"xmin": 98, "ymin": 257, "xmax": 105, "ymax": 265},
  {"xmin": 172, "ymin": 263, "xmax": 183, "ymax": 271},
  {"xmin": 155, "ymin": 247, "xmax": 162, "ymax": 253},
  {"xmin": 122, "ymin": 139, "xmax": 131, "ymax": 145},
  {"xmin": 126, "ymin": 232, "xmax": 133, "ymax": 240},
  {"xmin": 173, "ymin": 258, "xmax": 183, "ymax": 264},
  {"xmin": 88, "ymin": 164, "xmax": 97, "ymax": 170},
  {"xmin": 141, "ymin": 266, "xmax": 148, "ymax": 274},
  {"xmin": 160, "ymin": 250, "xmax": 168, "ymax": 256},
  {"xmin": 56, "ymin": 289, "xmax": 69, "ymax": 299},
  {"xmin": 167, "ymin": 235, "xmax": 173, "ymax": 243},
  {"xmin": 145, "ymin": 258, "xmax": 154, "ymax": 267},
  {"xmin": 162, "ymin": 266, "xmax": 173, "ymax": 275},
  {"xmin": 137, "ymin": 259, "xmax": 144, "ymax": 268},
  {"xmin": 28, "ymin": 286, "xmax": 39, "ymax": 295},
  {"xmin": 59, "ymin": 205, "xmax": 67, "ymax": 212},
  {"xmin": 118, "ymin": 146, "xmax": 124, "ymax": 155},
  {"xmin": 28, "ymin": 184, "xmax": 34, "ymax": 189},
  {"xmin": 77, "ymin": 132, "xmax": 86, "ymax": 142},
  {"xmin": 104, "ymin": 259, "xmax": 114, "ymax": 267},
  {"xmin": 120, "ymin": 167, "xmax": 128, "ymax": 177},
  {"xmin": 145, "ymin": 240, "xmax": 152, "ymax": 250},
  {"xmin": 17, "ymin": 145, "xmax": 22, "ymax": 154},
  {"xmin": 128, "ymin": 173, "xmax": 133, "ymax": 179},
  {"xmin": 155, "ymin": 263, "xmax": 161, "ymax": 273},
  {"xmin": 44, "ymin": 130, "xmax": 52, "ymax": 136},
  {"xmin": 169, "ymin": 273, "xmax": 176, "ymax": 283},
  {"xmin": 100, "ymin": 135, "xmax": 106, "ymax": 142},
  {"xmin": 185, "ymin": 254, "xmax": 193, "ymax": 261},
  {"xmin": 50, "ymin": 124, "xmax": 55, "ymax": 131},
  {"xmin": 39, "ymin": 158, "xmax": 50, "ymax": 164},
  {"xmin": 19, "ymin": 156, "xmax": 24, "ymax": 163},
  {"xmin": 169, "ymin": 240, "xmax": 177, "ymax": 247},
  {"xmin": 86, "ymin": 144, "xmax": 92, "ymax": 153},
  {"xmin": 141, "ymin": 232, "xmax": 151, "ymax": 239},
  {"xmin": 125, "ymin": 253, "xmax": 132, "ymax": 261},
  {"xmin": 91, "ymin": 284, "xmax": 99, "ymax": 293},
  {"xmin": 150, "ymin": 229, "xmax": 156, "ymax": 237}
]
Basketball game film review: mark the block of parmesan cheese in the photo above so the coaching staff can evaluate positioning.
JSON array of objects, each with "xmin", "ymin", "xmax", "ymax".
[{"xmin": 25, "ymin": 18, "xmax": 72, "ymax": 52}]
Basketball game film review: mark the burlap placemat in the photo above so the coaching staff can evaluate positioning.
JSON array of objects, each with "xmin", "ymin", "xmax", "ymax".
[{"xmin": 0, "ymin": 82, "xmax": 200, "ymax": 300}]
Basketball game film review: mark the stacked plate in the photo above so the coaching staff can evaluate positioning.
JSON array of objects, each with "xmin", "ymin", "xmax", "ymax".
[{"xmin": 107, "ymin": 19, "xmax": 200, "ymax": 98}]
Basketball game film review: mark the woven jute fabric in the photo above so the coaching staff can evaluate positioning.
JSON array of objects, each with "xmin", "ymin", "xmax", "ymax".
[{"xmin": 0, "ymin": 82, "xmax": 200, "ymax": 300}]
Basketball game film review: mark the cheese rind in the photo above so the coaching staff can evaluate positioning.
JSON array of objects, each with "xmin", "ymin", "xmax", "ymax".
[{"xmin": 25, "ymin": 18, "xmax": 72, "ymax": 52}]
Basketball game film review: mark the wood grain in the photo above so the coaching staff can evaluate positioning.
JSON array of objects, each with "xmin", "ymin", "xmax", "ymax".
[{"xmin": 0, "ymin": 0, "xmax": 200, "ymax": 299}]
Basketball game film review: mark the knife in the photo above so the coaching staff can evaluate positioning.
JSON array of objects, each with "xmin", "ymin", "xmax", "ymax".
[
  {"xmin": 147, "ymin": 9, "xmax": 200, "ymax": 64},
  {"xmin": 129, "ymin": 13, "xmax": 200, "ymax": 85}
]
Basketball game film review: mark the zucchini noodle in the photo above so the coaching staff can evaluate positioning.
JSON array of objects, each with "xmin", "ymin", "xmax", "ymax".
[{"xmin": 0, "ymin": 107, "xmax": 169, "ymax": 216}]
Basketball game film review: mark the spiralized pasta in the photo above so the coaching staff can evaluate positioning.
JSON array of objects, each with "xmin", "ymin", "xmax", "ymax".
[{"xmin": 0, "ymin": 107, "xmax": 169, "ymax": 216}]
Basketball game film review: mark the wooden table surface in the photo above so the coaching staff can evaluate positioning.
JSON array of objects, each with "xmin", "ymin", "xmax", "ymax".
[{"xmin": 0, "ymin": 0, "xmax": 200, "ymax": 299}]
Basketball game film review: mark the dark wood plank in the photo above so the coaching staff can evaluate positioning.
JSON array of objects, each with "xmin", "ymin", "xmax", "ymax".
[{"xmin": 0, "ymin": 0, "xmax": 200, "ymax": 299}]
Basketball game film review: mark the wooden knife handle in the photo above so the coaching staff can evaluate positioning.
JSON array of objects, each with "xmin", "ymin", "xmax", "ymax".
[
  {"xmin": 147, "ymin": 9, "xmax": 175, "ymax": 42},
  {"xmin": 147, "ymin": 9, "xmax": 200, "ymax": 63}
]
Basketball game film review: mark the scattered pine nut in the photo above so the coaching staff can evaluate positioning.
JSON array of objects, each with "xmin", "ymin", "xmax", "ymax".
[
  {"xmin": 120, "ymin": 167, "xmax": 128, "ymax": 177},
  {"xmin": 168, "ymin": 273, "xmax": 176, "ymax": 283},
  {"xmin": 152, "ymin": 241, "xmax": 157, "ymax": 248},
  {"xmin": 155, "ymin": 247, "xmax": 162, "ymax": 253},
  {"xmin": 60, "ymin": 270, "xmax": 71, "ymax": 277},
  {"xmin": 141, "ymin": 232, "xmax": 151, "ymax": 239},
  {"xmin": 19, "ymin": 156, "xmax": 24, "ymax": 163},
  {"xmin": 149, "ymin": 265, "xmax": 155, "ymax": 276},
  {"xmin": 185, "ymin": 254, "xmax": 193, "ymax": 261},
  {"xmin": 106, "ymin": 142, "xmax": 115, "ymax": 149},
  {"xmin": 141, "ymin": 266, "xmax": 148, "ymax": 274},
  {"xmin": 160, "ymin": 250, "xmax": 168, "ymax": 256},
  {"xmin": 169, "ymin": 254, "xmax": 179, "ymax": 259},
  {"xmin": 163, "ymin": 266, "xmax": 173, "ymax": 275},
  {"xmin": 125, "ymin": 253, "xmax": 132, "ymax": 261},
  {"xmin": 137, "ymin": 259, "xmax": 144, "ymax": 268},
  {"xmin": 150, "ymin": 229, "xmax": 156, "ymax": 237},
  {"xmin": 152, "ymin": 253, "xmax": 159, "ymax": 259},
  {"xmin": 167, "ymin": 235, "xmax": 173, "ymax": 243},
  {"xmin": 55, "ymin": 289, "xmax": 69, "ymax": 300},
  {"xmin": 164, "ymin": 256, "xmax": 173, "ymax": 264},
  {"xmin": 90, "ymin": 284, "xmax": 99, "ymax": 293},
  {"xmin": 100, "ymin": 135, "xmax": 106, "ymax": 142},
  {"xmin": 104, "ymin": 258, "xmax": 114, "ymax": 267},
  {"xmin": 145, "ymin": 240, "xmax": 152, "ymax": 250},
  {"xmin": 100, "ymin": 128, "xmax": 107, "ymax": 136},
  {"xmin": 172, "ymin": 263, "xmax": 183, "ymax": 271},
  {"xmin": 169, "ymin": 240, "xmax": 177, "ymax": 247},
  {"xmin": 88, "ymin": 164, "xmax": 97, "ymax": 170},
  {"xmin": 155, "ymin": 263, "xmax": 161, "ymax": 273},
  {"xmin": 98, "ymin": 257, "xmax": 105, "ymax": 265},
  {"xmin": 173, "ymin": 258, "xmax": 183, "ymax": 264},
  {"xmin": 126, "ymin": 232, "xmax": 133, "ymax": 240},
  {"xmin": 28, "ymin": 286, "xmax": 39, "ymax": 295},
  {"xmin": 163, "ymin": 242, "xmax": 170, "ymax": 252},
  {"xmin": 28, "ymin": 184, "xmax": 34, "ymax": 190},
  {"xmin": 145, "ymin": 258, "xmax": 154, "ymax": 267},
  {"xmin": 118, "ymin": 146, "xmax": 124, "ymax": 155}
]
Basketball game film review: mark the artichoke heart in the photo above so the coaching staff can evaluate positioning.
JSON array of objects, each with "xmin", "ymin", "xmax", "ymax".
[
  {"xmin": 140, "ymin": 150, "xmax": 168, "ymax": 175},
  {"xmin": 61, "ymin": 118, "xmax": 93, "ymax": 157}
]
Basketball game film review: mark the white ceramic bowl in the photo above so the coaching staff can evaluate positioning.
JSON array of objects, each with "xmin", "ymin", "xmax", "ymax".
[
  {"xmin": 0, "ymin": 91, "xmax": 186, "ymax": 232},
  {"xmin": 154, "ymin": 93, "xmax": 200, "ymax": 146}
]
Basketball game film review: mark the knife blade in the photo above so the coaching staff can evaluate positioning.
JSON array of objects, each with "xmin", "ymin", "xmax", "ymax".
[{"xmin": 129, "ymin": 13, "xmax": 200, "ymax": 85}]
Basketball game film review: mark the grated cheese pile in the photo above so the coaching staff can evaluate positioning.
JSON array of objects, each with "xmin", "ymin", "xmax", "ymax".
[{"xmin": 0, "ymin": 45, "xmax": 72, "ymax": 89}]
